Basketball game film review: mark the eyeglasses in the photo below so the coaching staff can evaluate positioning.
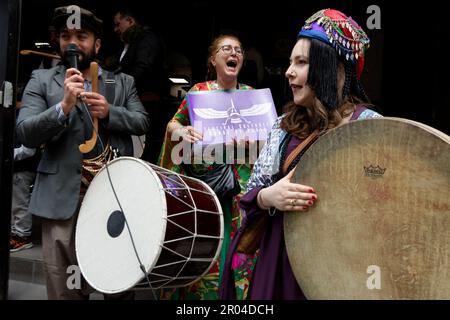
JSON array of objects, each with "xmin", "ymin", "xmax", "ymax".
[{"xmin": 217, "ymin": 45, "xmax": 244, "ymax": 56}]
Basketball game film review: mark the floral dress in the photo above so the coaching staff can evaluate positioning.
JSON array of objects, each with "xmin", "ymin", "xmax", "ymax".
[{"xmin": 158, "ymin": 80, "xmax": 258, "ymax": 299}]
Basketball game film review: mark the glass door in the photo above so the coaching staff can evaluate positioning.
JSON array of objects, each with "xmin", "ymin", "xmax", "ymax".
[{"xmin": 0, "ymin": 0, "xmax": 21, "ymax": 300}]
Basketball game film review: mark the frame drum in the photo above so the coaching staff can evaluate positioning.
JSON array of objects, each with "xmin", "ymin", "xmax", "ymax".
[
  {"xmin": 76, "ymin": 157, "xmax": 223, "ymax": 294},
  {"xmin": 285, "ymin": 118, "xmax": 450, "ymax": 299}
]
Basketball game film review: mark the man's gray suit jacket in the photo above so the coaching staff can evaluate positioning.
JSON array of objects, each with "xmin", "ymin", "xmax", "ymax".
[{"xmin": 16, "ymin": 65, "xmax": 150, "ymax": 220}]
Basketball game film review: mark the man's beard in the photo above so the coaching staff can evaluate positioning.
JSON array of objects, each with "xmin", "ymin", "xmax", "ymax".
[{"xmin": 61, "ymin": 47, "xmax": 96, "ymax": 71}]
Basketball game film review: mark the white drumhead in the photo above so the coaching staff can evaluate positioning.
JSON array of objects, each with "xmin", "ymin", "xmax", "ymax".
[{"xmin": 76, "ymin": 157, "xmax": 166, "ymax": 294}]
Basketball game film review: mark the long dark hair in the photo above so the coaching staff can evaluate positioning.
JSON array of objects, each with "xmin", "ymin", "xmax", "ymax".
[{"xmin": 281, "ymin": 38, "xmax": 371, "ymax": 138}]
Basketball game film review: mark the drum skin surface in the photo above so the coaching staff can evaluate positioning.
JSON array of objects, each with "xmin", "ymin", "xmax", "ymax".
[
  {"xmin": 284, "ymin": 118, "xmax": 450, "ymax": 299},
  {"xmin": 76, "ymin": 157, "xmax": 223, "ymax": 294}
]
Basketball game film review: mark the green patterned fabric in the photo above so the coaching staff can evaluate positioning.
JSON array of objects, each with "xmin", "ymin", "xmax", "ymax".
[{"xmin": 158, "ymin": 81, "xmax": 258, "ymax": 300}]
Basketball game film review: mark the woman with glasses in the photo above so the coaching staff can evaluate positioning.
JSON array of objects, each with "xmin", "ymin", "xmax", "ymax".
[
  {"xmin": 158, "ymin": 35, "xmax": 257, "ymax": 300},
  {"xmin": 220, "ymin": 9, "xmax": 382, "ymax": 300}
]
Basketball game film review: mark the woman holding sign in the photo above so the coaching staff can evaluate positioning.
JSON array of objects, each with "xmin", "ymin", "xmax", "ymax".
[
  {"xmin": 159, "ymin": 35, "xmax": 258, "ymax": 300},
  {"xmin": 220, "ymin": 9, "xmax": 382, "ymax": 299}
]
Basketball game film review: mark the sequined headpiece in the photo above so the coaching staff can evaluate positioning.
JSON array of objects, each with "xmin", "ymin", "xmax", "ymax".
[{"xmin": 298, "ymin": 9, "xmax": 370, "ymax": 79}]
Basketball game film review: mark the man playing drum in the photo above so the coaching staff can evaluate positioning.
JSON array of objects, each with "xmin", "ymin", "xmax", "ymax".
[{"xmin": 16, "ymin": 5, "xmax": 149, "ymax": 299}]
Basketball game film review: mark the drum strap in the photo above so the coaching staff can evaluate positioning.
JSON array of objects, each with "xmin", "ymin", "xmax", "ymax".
[
  {"xmin": 79, "ymin": 72, "xmax": 117, "ymax": 193},
  {"xmin": 282, "ymin": 129, "xmax": 319, "ymax": 175},
  {"xmin": 104, "ymin": 71, "xmax": 116, "ymax": 105},
  {"xmin": 237, "ymin": 130, "xmax": 319, "ymax": 255}
]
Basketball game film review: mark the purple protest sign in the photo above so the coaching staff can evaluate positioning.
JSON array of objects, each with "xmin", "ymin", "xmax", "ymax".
[{"xmin": 187, "ymin": 89, "xmax": 278, "ymax": 144}]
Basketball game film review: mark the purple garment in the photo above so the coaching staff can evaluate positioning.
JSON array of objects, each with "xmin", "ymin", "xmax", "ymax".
[
  {"xmin": 219, "ymin": 106, "xmax": 372, "ymax": 300},
  {"xmin": 220, "ymin": 136, "xmax": 306, "ymax": 300}
]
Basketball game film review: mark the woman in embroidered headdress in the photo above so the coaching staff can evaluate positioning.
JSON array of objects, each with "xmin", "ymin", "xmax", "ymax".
[
  {"xmin": 220, "ymin": 9, "xmax": 382, "ymax": 300},
  {"xmin": 158, "ymin": 35, "xmax": 258, "ymax": 300}
]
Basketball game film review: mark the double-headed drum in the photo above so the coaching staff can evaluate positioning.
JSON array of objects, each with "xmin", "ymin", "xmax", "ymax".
[
  {"xmin": 285, "ymin": 118, "xmax": 450, "ymax": 299},
  {"xmin": 76, "ymin": 157, "xmax": 223, "ymax": 294}
]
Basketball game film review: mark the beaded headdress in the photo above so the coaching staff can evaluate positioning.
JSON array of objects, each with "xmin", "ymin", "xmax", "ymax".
[{"xmin": 298, "ymin": 9, "xmax": 370, "ymax": 79}]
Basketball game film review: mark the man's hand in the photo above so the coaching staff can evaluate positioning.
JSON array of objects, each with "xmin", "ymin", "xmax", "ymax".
[
  {"xmin": 80, "ymin": 92, "xmax": 110, "ymax": 119},
  {"xmin": 61, "ymin": 68, "xmax": 84, "ymax": 115}
]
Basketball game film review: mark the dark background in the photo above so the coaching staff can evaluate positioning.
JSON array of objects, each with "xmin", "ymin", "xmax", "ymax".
[
  {"xmin": 17, "ymin": 0, "xmax": 450, "ymax": 134},
  {"xmin": 1, "ymin": 0, "xmax": 21, "ymax": 299}
]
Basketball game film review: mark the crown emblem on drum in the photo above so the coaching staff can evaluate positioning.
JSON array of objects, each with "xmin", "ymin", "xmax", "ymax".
[{"xmin": 364, "ymin": 165, "xmax": 386, "ymax": 178}]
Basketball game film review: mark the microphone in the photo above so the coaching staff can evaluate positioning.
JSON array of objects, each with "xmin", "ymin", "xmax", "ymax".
[{"xmin": 65, "ymin": 44, "xmax": 79, "ymax": 70}]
